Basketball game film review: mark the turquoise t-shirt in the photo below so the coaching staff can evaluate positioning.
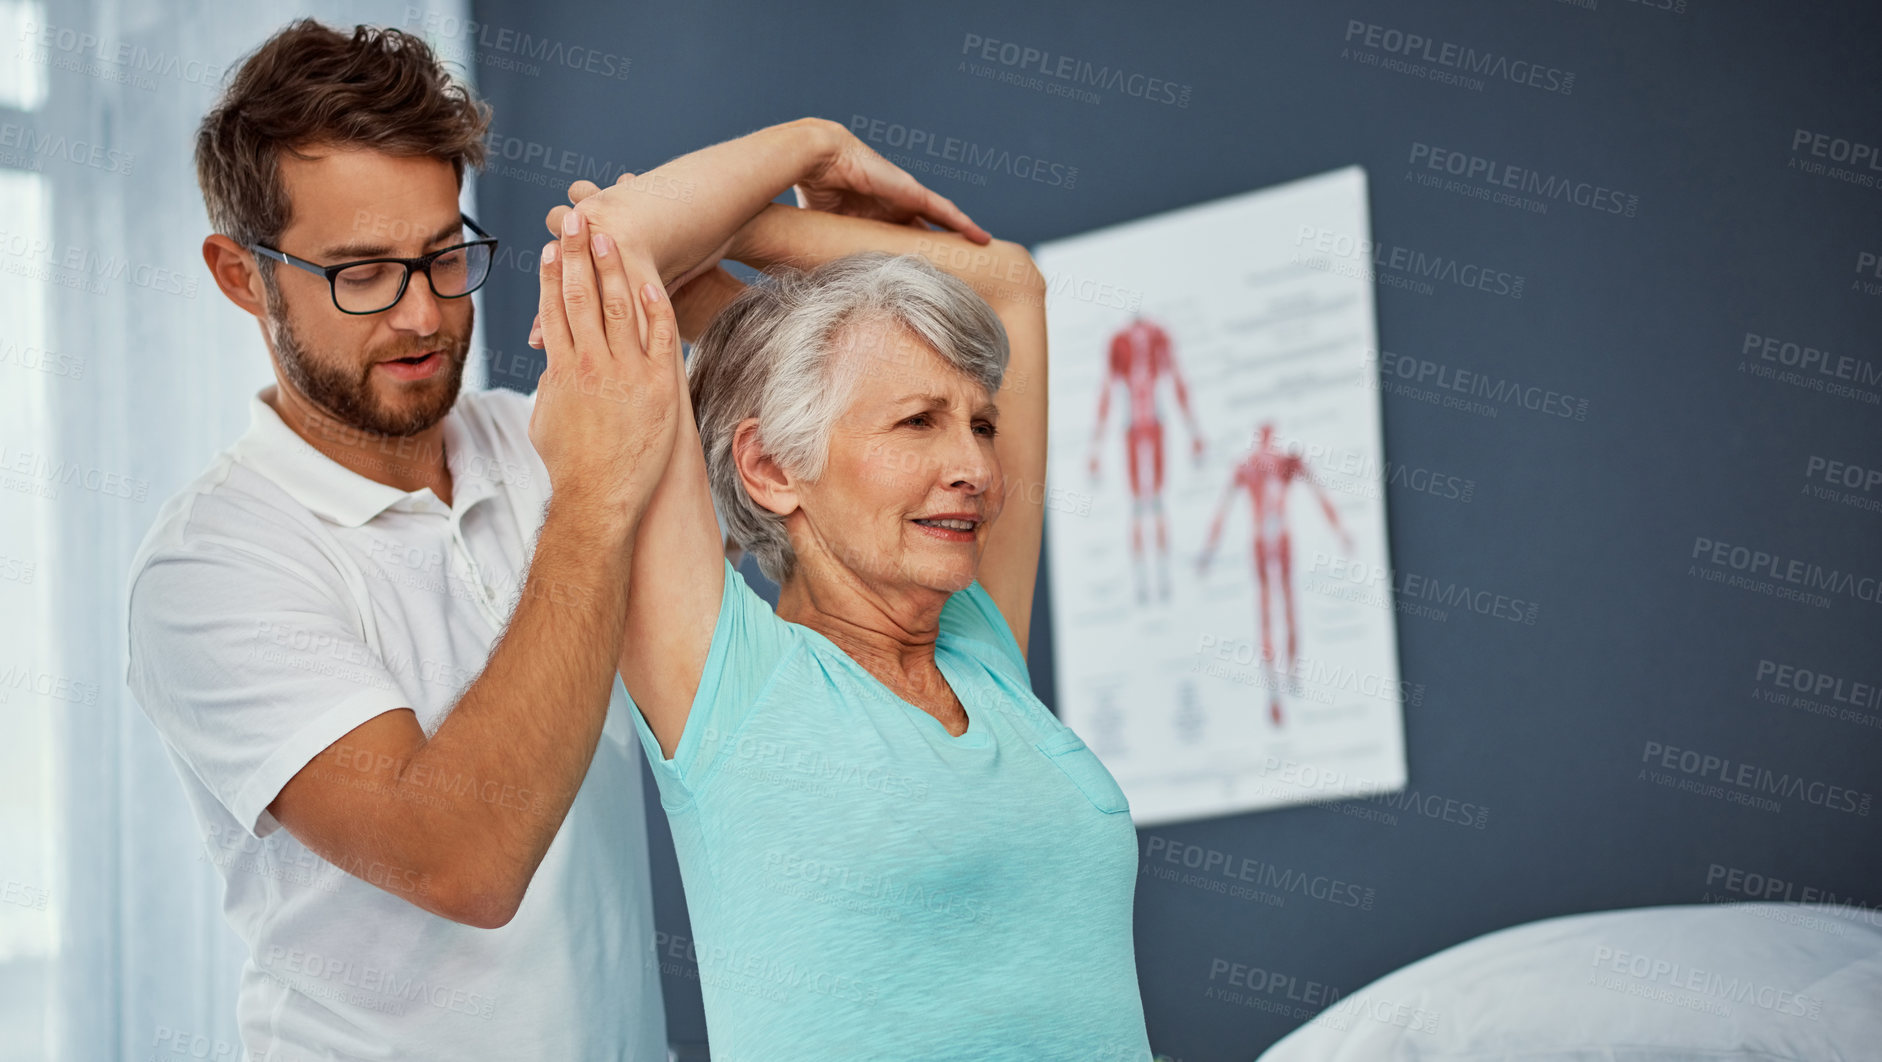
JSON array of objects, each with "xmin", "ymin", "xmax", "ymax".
[{"xmin": 630, "ymin": 560, "xmax": 1152, "ymax": 1062}]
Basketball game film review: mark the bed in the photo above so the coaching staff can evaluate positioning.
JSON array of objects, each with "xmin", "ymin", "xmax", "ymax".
[{"xmin": 1254, "ymin": 902, "xmax": 1882, "ymax": 1061}]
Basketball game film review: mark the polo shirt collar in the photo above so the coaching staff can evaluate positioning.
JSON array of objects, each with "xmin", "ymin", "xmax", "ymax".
[{"xmin": 231, "ymin": 389, "xmax": 491, "ymax": 528}]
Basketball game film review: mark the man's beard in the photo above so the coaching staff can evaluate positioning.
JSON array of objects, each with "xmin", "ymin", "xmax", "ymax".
[{"xmin": 265, "ymin": 292, "xmax": 472, "ymax": 438}]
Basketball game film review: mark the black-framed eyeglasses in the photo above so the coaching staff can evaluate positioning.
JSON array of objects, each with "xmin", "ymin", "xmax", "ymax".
[{"xmin": 248, "ymin": 213, "xmax": 499, "ymax": 315}]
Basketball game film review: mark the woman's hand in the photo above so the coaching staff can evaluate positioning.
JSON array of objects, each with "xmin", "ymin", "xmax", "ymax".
[
  {"xmin": 527, "ymin": 209, "xmax": 682, "ymax": 531},
  {"xmin": 791, "ymin": 120, "xmax": 990, "ymax": 243}
]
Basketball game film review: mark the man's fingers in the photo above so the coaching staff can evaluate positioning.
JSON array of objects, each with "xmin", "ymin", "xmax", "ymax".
[
  {"xmin": 536, "ymin": 241, "xmax": 576, "ymax": 367},
  {"xmin": 918, "ymin": 189, "xmax": 990, "ymax": 244},
  {"xmin": 853, "ymin": 146, "xmax": 990, "ymax": 242},
  {"xmin": 557, "ymin": 209, "xmax": 611, "ymax": 360},
  {"xmin": 825, "ymin": 138, "xmax": 994, "ymax": 243},
  {"xmin": 589, "ymin": 231, "xmax": 645, "ymax": 364},
  {"xmin": 545, "ymin": 204, "xmax": 572, "ymax": 238},
  {"xmin": 638, "ymin": 279, "xmax": 678, "ymax": 367}
]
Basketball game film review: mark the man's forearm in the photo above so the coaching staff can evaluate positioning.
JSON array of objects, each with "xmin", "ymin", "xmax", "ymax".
[
  {"xmin": 581, "ymin": 119, "xmax": 840, "ymax": 289},
  {"xmin": 394, "ymin": 497, "xmax": 636, "ymax": 923}
]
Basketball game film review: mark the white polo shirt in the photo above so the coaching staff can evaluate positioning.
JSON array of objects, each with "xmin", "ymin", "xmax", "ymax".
[{"xmin": 124, "ymin": 386, "xmax": 666, "ymax": 1062}]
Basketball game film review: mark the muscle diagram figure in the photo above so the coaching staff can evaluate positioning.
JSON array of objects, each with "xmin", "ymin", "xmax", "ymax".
[
  {"xmin": 1198, "ymin": 422, "xmax": 1352, "ymax": 727},
  {"xmin": 1087, "ymin": 315, "xmax": 1204, "ymax": 604}
]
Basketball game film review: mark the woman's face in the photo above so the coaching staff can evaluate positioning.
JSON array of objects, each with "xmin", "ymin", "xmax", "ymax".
[{"xmin": 790, "ymin": 319, "xmax": 1004, "ymax": 599}]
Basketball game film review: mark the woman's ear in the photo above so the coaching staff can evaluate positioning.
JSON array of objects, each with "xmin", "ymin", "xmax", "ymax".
[{"xmin": 731, "ymin": 417, "xmax": 798, "ymax": 517}]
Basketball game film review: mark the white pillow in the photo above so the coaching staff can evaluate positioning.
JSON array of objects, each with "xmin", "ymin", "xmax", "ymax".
[{"xmin": 1255, "ymin": 903, "xmax": 1882, "ymax": 1061}]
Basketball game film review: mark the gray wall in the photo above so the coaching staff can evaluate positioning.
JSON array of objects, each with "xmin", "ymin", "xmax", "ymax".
[{"xmin": 463, "ymin": 1, "xmax": 1882, "ymax": 1058}]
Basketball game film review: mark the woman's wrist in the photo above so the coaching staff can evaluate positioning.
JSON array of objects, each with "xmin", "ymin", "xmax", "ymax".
[{"xmin": 781, "ymin": 116, "xmax": 844, "ymax": 186}]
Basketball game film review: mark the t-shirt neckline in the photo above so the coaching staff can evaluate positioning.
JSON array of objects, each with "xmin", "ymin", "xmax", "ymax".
[{"xmin": 796, "ymin": 626, "xmax": 991, "ymax": 748}]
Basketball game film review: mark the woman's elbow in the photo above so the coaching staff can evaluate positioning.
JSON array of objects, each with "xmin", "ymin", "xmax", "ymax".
[
  {"xmin": 991, "ymin": 240, "xmax": 1046, "ymax": 299},
  {"xmin": 970, "ymin": 240, "xmax": 1044, "ymax": 314}
]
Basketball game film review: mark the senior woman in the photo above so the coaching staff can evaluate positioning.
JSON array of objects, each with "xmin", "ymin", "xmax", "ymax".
[{"xmin": 536, "ymin": 186, "xmax": 1150, "ymax": 1060}]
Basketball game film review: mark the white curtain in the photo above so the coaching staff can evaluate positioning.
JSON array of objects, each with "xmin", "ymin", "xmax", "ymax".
[{"xmin": 0, "ymin": 1, "xmax": 478, "ymax": 1058}]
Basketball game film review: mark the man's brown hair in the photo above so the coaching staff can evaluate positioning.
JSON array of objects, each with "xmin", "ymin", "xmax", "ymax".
[{"xmin": 195, "ymin": 19, "xmax": 491, "ymax": 250}]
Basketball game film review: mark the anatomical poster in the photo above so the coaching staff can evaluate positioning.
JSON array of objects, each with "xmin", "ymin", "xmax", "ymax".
[{"xmin": 1036, "ymin": 165, "xmax": 1408, "ymax": 825}]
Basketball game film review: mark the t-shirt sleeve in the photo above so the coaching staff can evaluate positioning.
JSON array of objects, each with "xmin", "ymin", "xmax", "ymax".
[
  {"xmin": 628, "ymin": 558, "xmax": 799, "ymax": 804},
  {"xmin": 126, "ymin": 537, "xmax": 411, "ymax": 838},
  {"xmin": 938, "ymin": 580, "xmax": 1029, "ymax": 684}
]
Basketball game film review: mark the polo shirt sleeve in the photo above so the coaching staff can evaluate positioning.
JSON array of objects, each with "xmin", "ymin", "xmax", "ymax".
[
  {"xmin": 126, "ymin": 536, "xmax": 411, "ymax": 838},
  {"xmin": 938, "ymin": 580, "xmax": 1030, "ymax": 684},
  {"xmin": 629, "ymin": 559, "xmax": 798, "ymax": 805}
]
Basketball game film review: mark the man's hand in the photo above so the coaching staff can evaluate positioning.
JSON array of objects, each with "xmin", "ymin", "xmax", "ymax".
[
  {"xmin": 530, "ymin": 173, "xmax": 727, "ymax": 349},
  {"xmin": 528, "ymin": 209, "xmax": 680, "ymax": 530},
  {"xmin": 792, "ymin": 120, "xmax": 990, "ymax": 243}
]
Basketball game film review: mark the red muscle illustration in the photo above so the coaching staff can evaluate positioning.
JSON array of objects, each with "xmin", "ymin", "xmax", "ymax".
[
  {"xmin": 1198, "ymin": 422, "xmax": 1352, "ymax": 727},
  {"xmin": 1089, "ymin": 316, "xmax": 1205, "ymax": 603}
]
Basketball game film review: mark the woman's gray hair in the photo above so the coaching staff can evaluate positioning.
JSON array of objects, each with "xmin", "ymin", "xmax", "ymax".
[{"xmin": 689, "ymin": 251, "xmax": 1009, "ymax": 584}]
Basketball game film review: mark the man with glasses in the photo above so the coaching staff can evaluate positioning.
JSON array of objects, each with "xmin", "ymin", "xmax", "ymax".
[
  {"xmin": 247, "ymin": 212, "xmax": 497, "ymax": 316},
  {"xmin": 124, "ymin": 20, "xmax": 988, "ymax": 1061}
]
